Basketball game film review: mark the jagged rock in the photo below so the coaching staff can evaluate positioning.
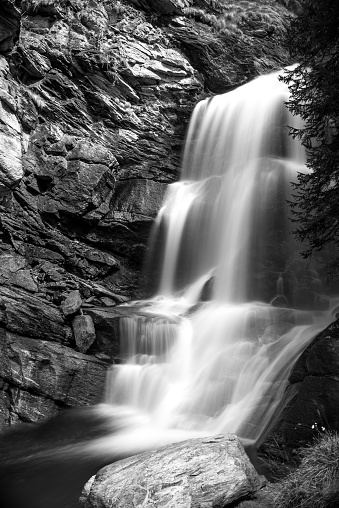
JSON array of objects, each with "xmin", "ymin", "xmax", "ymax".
[
  {"xmin": 278, "ymin": 318, "xmax": 339, "ymax": 444},
  {"xmin": 0, "ymin": 107, "xmax": 23, "ymax": 192},
  {"xmin": 73, "ymin": 314, "xmax": 96, "ymax": 353},
  {"xmin": 131, "ymin": 0, "xmax": 192, "ymax": 15},
  {"xmin": 80, "ymin": 434, "xmax": 264, "ymax": 508},
  {"xmin": 0, "ymin": 0, "xmax": 21, "ymax": 53},
  {"xmin": 86, "ymin": 306, "xmax": 180, "ymax": 359},
  {"xmin": 0, "ymin": 328, "xmax": 108, "ymax": 425},
  {"xmin": 271, "ymin": 295, "xmax": 288, "ymax": 308},
  {"xmin": 62, "ymin": 289, "xmax": 83, "ymax": 316},
  {"xmin": 0, "ymin": 0, "xmax": 293, "ymax": 427},
  {"xmin": 10, "ymin": 268, "xmax": 39, "ymax": 292},
  {"xmin": 0, "ymin": 286, "xmax": 72, "ymax": 342},
  {"xmin": 85, "ymin": 308, "xmax": 124, "ymax": 358}
]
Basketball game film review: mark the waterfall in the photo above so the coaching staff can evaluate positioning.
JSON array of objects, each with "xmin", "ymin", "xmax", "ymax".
[{"xmin": 105, "ymin": 70, "xmax": 336, "ymax": 446}]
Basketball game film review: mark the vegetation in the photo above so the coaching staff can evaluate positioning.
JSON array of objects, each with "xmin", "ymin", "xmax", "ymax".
[
  {"xmin": 280, "ymin": 0, "xmax": 339, "ymax": 276},
  {"xmin": 273, "ymin": 432, "xmax": 339, "ymax": 508},
  {"xmin": 236, "ymin": 432, "xmax": 339, "ymax": 508},
  {"xmin": 183, "ymin": 1, "xmax": 290, "ymax": 39}
]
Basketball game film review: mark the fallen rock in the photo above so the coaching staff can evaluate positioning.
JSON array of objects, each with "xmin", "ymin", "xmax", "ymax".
[
  {"xmin": 80, "ymin": 434, "xmax": 264, "ymax": 508},
  {"xmin": 62, "ymin": 289, "xmax": 82, "ymax": 316},
  {"xmin": 73, "ymin": 314, "xmax": 96, "ymax": 353}
]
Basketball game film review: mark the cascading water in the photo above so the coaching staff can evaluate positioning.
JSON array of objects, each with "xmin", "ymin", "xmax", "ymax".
[{"xmin": 105, "ymin": 69, "xmax": 337, "ymax": 447}]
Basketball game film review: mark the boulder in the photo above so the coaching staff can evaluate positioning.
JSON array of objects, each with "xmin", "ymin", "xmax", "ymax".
[
  {"xmin": 80, "ymin": 434, "xmax": 264, "ymax": 508},
  {"xmin": 61, "ymin": 289, "xmax": 82, "ymax": 316},
  {"xmin": 73, "ymin": 314, "xmax": 96, "ymax": 353}
]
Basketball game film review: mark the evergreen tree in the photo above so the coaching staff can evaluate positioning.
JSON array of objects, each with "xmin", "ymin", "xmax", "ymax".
[{"xmin": 280, "ymin": 0, "xmax": 339, "ymax": 274}]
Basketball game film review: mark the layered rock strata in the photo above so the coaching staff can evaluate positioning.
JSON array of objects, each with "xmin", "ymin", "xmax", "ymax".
[{"xmin": 0, "ymin": 0, "xmax": 292, "ymax": 424}]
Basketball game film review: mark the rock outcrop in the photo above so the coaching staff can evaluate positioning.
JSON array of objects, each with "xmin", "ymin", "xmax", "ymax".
[
  {"xmin": 80, "ymin": 434, "xmax": 264, "ymax": 508},
  {"xmin": 0, "ymin": 0, "xmax": 292, "ymax": 425},
  {"xmin": 278, "ymin": 317, "xmax": 339, "ymax": 445}
]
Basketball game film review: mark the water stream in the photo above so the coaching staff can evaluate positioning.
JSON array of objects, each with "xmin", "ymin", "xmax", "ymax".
[
  {"xmin": 2, "ymin": 68, "xmax": 338, "ymax": 508},
  {"xmin": 105, "ymin": 69, "xmax": 336, "ymax": 447}
]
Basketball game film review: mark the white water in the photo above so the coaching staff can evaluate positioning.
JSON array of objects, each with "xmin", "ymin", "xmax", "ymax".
[{"xmin": 105, "ymin": 70, "xmax": 336, "ymax": 446}]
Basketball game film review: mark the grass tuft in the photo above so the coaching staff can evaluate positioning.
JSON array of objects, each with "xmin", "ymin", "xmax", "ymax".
[{"xmin": 273, "ymin": 432, "xmax": 339, "ymax": 508}]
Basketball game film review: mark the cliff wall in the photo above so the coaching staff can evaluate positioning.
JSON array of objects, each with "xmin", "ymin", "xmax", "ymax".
[{"xmin": 0, "ymin": 0, "xmax": 291, "ymax": 425}]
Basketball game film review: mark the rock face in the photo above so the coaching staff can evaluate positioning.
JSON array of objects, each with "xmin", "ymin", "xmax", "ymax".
[
  {"xmin": 0, "ymin": 0, "xmax": 293, "ymax": 425},
  {"xmin": 80, "ymin": 434, "xmax": 264, "ymax": 508},
  {"xmin": 277, "ymin": 317, "xmax": 339, "ymax": 445}
]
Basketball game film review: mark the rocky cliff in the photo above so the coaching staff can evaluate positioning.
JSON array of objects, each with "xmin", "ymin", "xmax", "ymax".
[{"xmin": 0, "ymin": 0, "xmax": 292, "ymax": 425}]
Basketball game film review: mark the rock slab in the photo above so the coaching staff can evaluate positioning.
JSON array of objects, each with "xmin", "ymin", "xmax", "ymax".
[{"xmin": 81, "ymin": 434, "xmax": 264, "ymax": 508}]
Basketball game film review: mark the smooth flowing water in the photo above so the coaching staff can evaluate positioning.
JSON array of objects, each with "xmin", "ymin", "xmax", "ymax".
[{"xmin": 106, "ymin": 69, "xmax": 336, "ymax": 447}]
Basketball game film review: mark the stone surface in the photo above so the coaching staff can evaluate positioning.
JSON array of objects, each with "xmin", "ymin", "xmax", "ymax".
[
  {"xmin": 0, "ymin": 328, "xmax": 109, "ymax": 425},
  {"xmin": 0, "ymin": 0, "xmax": 293, "ymax": 424},
  {"xmin": 278, "ymin": 318, "xmax": 339, "ymax": 445},
  {"xmin": 73, "ymin": 314, "xmax": 96, "ymax": 353},
  {"xmin": 62, "ymin": 289, "xmax": 83, "ymax": 316},
  {"xmin": 81, "ymin": 434, "xmax": 264, "ymax": 508}
]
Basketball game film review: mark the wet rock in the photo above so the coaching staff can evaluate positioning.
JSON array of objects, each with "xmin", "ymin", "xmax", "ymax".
[
  {"xmin": 85, "ymin": 308, "xmax": 122, "ymax": 358},
  {"xmin": 279, "ymin": 318, "xmax": 339, "ymax": 445},
  {"xmin": 73, "ymin": 314, "xmax": 96, "ymax": 353},
  {"xmin": 271, "ymin": 295, "xmax": 288, "ymax": 308},
  {"xmin": 0, "ymin": 328, "xmax": 108, "ymax": 424},
  {"xmin": 62, "ymin": 289, "xmax": 82, "ymax": 317},
  {"xmin": 0, "ymin": 0, "xmax": 293, "ymax": 427},
  {"xmin": 200, "ymin": 276, "xmax": 215, "ymax": 301},
  {"xmin": 81, "ymin": 434, "xmax": 264, "ymax": 508}
]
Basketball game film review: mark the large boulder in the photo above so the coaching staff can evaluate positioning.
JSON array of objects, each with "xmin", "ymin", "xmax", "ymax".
[{"xmin": 80, "ymin": 434, "xmax": 264, "ymax": 508}]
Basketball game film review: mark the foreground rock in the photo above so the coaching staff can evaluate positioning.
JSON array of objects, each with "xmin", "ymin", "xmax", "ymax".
[{"xmin": 81, "ymin": 434, "xmax": 264, "ymax": 508}]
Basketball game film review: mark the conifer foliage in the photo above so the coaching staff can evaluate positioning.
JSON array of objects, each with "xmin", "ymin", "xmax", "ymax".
[{"xmin": 281, "ymin": 0, "xmax": 339, "ymax": 274}]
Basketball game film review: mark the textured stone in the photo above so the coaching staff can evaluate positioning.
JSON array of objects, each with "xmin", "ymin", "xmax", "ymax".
[
  {"xmin": 278, "ymin": 318, "xmax": 339, "ymax": 445},
  {"xmin": 0, "ymin": 328, "xmax": 109, "ymax": 413},
  {"xmin": 73, "ymin": 314, "xmax": 96, "ymax": 353},
  {"xmin": 0, "ymin": 286, "xmax": 71, "ymax": 343},
  {"xmin": 132, "ymin": 0, "xmax": 192, "ymax": 15},
  {"xmin": 0, "ymin": 0, "xmax": 293, "ymax": 428},
  {"xmin": 0, "ymin": 132, "xmax": 23, "ymax": 190},
  {"xmin": 10, "ymin": 268, "xmax": 39, "ymax": 292},
  {"xmin": 62, "ymin": 289, "xmax": 82, "ymax": 316},
  {"xmin": 81, "ymin": 434, "xmax": 264, "ymax": 508}
]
